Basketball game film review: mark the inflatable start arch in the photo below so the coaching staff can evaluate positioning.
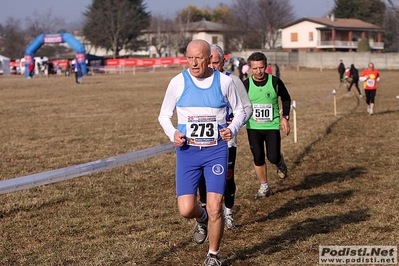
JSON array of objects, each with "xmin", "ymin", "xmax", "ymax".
[{"xmin": 24, "ymin": 33, "xmax": 87, "ymax": 78}]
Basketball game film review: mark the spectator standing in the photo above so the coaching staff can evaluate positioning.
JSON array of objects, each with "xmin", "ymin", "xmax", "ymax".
[
  {"xmin": 28, "ymin": 61, "xmax": 35, "ymax": 78},
  {"xmin": 65, "ymin": 60, "xmax": 71, "ymax": 76},
  {"xmin": 227, "ymin": 58, "xmax": 235, "ymax": 73},
  {"xmin": 71, "ymin": 59, "xmax": 76, "ymax": 73},
  {"xmin": 37, "ymin": 61, "xmax": 41, "ymax": 75},
  {"xmin": 243, "ymin": 52, "xmax": 291, "ymax": 199},
  {"xmin": 11, "ymin": 66, "xmax": 17, "ymax": 75},
  {"xmin": 74, "ymin": 58, "xmax": 83, "ymax": 84},
  {"xmin": 266, "ymin": 63, "xmax": 272, "ymax": 74},
  {"xmin": 338, "ymin": 59, "xmax": 345, "ymax": 82},
  {"xmin": 359, "ymin": 62, "xmax": 380, "ymax": 115},
  {"xmin": 274, "ymin": 64, "xmax": 280, "ymax": 79},
  {"xmin": 241, "ymin": 63, "xmax": 249, "ymax": 81},
  {"xmin": 238, "ymin": 58, "xmax": 245, "ymax": 81},
  {"xmin": 48, "ymin": 62, "xmax": 55, "ymax": 75},
  {"xmin": 158, "ymin": 39, "xmax": 246, "ymax": 266},
  {"xmin": 198, "ymin": 44, "xmax": 253, "ymax": 231},
  {"xmin": 56, "ymin": 63, "xmax": 61, "ymax": 75}
]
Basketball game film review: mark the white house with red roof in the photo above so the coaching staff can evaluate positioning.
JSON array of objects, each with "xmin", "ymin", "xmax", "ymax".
[{"xmin": 280, "ymin": 15, "xmax": 384, "ymax": 52}]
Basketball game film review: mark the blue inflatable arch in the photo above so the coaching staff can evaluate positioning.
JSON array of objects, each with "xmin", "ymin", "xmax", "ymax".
[{"xmin": 24, "ymin": 33, "xmax": 87, "ymax": 77}]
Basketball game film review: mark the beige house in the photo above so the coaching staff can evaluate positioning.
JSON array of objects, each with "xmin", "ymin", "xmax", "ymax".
[
  {"xmin": 142, "ymin": 19, "xmax": 228, "ymax": 58},
  {"xmin": 281, "ymin": 15, "xmax": 384, "ymax": 52},
  {"xmin": 184, "ymin": 20, "xmax": 226, "ymax": 50}
]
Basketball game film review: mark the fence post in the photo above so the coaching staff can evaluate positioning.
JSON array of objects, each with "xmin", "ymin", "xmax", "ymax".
[
  {"xmin": 332, "ymin": 89, "xmax": 337, "ymax": 116},
  {"xmin": 292, "ymin": 101, "xmax": 297, "ymax": 143}
]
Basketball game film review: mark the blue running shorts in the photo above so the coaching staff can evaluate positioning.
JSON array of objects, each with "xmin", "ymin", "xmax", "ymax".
[{"xmin": 175, "ymin": 141, "xmax": 228, "ymax": 197}]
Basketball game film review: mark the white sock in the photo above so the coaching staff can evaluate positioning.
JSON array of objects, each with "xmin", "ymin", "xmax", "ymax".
[
  {"xmin": 208, "ymin": 250, "xmax": 220, "ymax": 258},
  {"xmin": 261, "ymin": 182, "xmax": 269, "ymax": 188},
  {"xmin": 224, "ymin": 207, "xmax": 232, "ymax": 216}
]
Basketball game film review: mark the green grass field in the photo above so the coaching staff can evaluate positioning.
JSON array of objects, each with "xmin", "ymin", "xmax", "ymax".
[{"xmin": 0, "ymin": 68, "xmax": 398, "ymax": 265}]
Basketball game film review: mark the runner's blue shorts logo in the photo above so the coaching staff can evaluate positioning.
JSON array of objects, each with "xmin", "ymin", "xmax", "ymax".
[{"xmin": 212, "ymin": 164, "xmax": 225, "ymax": 175}]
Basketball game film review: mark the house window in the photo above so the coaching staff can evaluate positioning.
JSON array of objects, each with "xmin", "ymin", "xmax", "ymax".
[
  {"xmin": 309, "ymin": 32, "xmax": 313, "ymax": 41},
  {"xmin": 321, "ymin": 30, "xmax": 332, "ymax": 41},
  {"xmin": 291, "ymin": 33, "xmax": 298, "ymax": 42},
  {"xmin": 212, "ymin": 36, "xmax": 218, "ymax": 44}
]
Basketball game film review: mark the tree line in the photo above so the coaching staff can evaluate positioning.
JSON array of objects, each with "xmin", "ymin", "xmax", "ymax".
[{"xmin": 1, "ymin": 0, "xmax": 399, "ymax": 60}]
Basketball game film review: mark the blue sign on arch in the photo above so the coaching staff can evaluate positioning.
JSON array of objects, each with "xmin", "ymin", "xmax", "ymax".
[{"xmin": 24, "ymin": 33, "xmax": 87, "ymax": 78}]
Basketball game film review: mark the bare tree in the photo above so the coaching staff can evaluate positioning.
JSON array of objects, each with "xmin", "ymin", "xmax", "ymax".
[
  {"xmin": 22, "ymin": 8, "xmax": 71, "ymax": 58},
  {"xmin": 225, "ymin": 0, "xmax": 295, "ymax": 51},
  {"xmin": 170, "ymin": 16, "xmax": 193, "ymax": 56},
  {"xmin": 25, "ymin": 8, "xmax": 66, "ymax": 38},
  {"xmin": 256, "ymin": 0, "xmax": 295, "ymax": 50},
  {"xmin": 228, "ymin": 0, "xmax": 259, "ymax": 51},
  {"xmin": 145, "ymin": 14, "xmax": 176, "ymax": 57},
  {"xmin": 0, "ymin": 18, "xmax": 27, "ymax": 59},
  {"xmin": 387, "ymin": 0, "xmax": 399, "ymax": 10},
  {"xmin": 384, "ymin": 0, "xmax": 399, "ymax": 51}
]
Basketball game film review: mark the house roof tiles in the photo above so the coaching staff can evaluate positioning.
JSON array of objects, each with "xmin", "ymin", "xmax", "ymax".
[
  {"xmin": 282, "ymin": 17, "xmax": 383, "ymax": 31},
  {"xmin": 184, "ymin": 19, "xmax": 229, "ymax": 32}
]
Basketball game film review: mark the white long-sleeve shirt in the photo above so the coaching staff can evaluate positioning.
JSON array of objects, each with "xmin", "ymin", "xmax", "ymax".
[{"xmin": 158, "ymin": 69, "xmax": 246, "ymax": 142}]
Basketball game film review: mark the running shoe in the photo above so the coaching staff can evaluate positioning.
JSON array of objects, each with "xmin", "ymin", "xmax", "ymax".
[
  {"xmin": 369, "ymin": 109, "xmax": 374, "ymax": 116},
  {"xmin": 204, "ymin": 254, "xmax": 222, "ymax": 266},
  {"xmin": 276, "ymin": 156, "xmax": 288, "ymax": 179},
  {"xmin": 367, "ymin": 105, "xmax": 370, "ymax": 113},
  {"xmin": 255, "ymin": 185, "xmax": 271, "ymax": 199},
  {"xmin": 193, "ymin": 209, "xmax": 208, "ymax": 244},
  {"xmin": 224, "ymin": 213, "xmax": 236, "ymax": 230}
]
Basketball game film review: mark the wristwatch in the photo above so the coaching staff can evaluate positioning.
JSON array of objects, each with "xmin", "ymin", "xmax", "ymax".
[{"xmin": 282, "ymin": 115, "xmax": 290, "ymax": 121}]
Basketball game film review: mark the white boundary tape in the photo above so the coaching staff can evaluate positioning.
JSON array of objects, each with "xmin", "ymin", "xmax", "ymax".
[
  {"xmin": 0, "ymin": 142, "xmax": 175, "ymax": 195},
  {"xmin": 295, "ymin": 82, "xmax": 344, "ymax": 108}
]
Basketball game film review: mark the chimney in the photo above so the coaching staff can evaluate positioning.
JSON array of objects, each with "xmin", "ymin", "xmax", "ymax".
[{"xmin": 330, "ymin": 13, "xmax": 335, "ymax": 22}]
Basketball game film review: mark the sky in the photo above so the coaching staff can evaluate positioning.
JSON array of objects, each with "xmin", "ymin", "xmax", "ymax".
[{"xmin": 0, "ymin": 0, "xmax": 335, "ymax": 26}]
